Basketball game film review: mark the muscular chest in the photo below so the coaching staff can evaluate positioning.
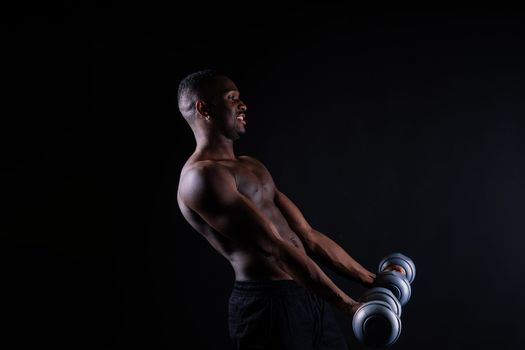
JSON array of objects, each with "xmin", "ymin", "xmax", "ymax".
[{"xmin": 233, "ymin": 164, "xmax": 274, "ymax": 206}]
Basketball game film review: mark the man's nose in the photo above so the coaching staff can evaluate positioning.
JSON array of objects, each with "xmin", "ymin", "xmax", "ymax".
[{"xmin": 239, "ymin": 101, "xmax": 247, "ymax": 112}]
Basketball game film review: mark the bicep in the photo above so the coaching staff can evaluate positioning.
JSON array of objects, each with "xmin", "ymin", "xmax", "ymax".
[{"xmin": 179, "ymin": 166, "xmax": 284, "ymax": 254}]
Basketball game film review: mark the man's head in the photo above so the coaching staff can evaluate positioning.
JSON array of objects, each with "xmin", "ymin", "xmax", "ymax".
[{"xmin": 178, "ymin": 70, "xmax": 247, "ymax": 141}]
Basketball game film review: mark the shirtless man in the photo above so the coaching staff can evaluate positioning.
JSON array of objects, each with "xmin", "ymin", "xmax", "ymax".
[{"xmin": 177, "ymin": 70, "xmax": 377, "ymax": 350}]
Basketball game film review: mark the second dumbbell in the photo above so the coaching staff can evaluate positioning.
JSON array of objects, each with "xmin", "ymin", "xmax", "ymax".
[{"xmin": 352, "ymin": 287, "xmax": 402, "ymax": 348}]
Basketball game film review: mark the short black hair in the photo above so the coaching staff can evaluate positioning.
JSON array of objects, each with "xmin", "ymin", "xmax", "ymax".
[{"xmin": 177, "ymin": 69, "xmax": 224, "ymax": 118}]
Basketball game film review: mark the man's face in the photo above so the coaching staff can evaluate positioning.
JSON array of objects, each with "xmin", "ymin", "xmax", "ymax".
[{"xmin": 203, "ymin": 76, "xmax": 247, "ymax": 140}]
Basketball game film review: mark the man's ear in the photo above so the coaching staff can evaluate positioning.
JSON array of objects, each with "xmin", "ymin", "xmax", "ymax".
[{"xmin": 195, "ymin": 100, "xmax": 209, "ymax": 118}]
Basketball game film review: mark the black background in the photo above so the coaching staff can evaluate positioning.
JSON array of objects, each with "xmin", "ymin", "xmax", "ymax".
[{"xmin": 2, "ymin": 3, "xmax": 525, "ymax": 349}]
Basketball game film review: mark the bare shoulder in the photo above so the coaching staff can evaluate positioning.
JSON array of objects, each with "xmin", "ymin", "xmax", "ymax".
[
  {"xmin": 178, "ymin": 161, "xmax": 235, "ymax": 205},
  {"xmin": 180, "ymin": 160, "xmax": 232, "ymax": 188}
]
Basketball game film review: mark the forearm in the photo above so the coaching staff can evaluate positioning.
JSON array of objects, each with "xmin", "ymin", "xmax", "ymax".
[
  {"xmin": 305, "ymin": 228, "xmax": 376, "ymax": 287},
  {"xmin": 273, "ymin": 239, "xmax": 358, "ymax": 314}
]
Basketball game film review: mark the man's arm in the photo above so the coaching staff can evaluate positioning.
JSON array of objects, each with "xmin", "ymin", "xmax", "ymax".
[
  {"xmin": 178, "ymin": 163, "xmax": 359, "ymax": 315},
  {"xmin": 274, "ymin": 188, "xmax": 376, "ymax": 287}
]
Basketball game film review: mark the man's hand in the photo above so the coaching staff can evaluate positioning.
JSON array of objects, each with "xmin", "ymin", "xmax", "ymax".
[{"xmin": 383, "ymin": 265, "xmax": 407, "ymax": 276}]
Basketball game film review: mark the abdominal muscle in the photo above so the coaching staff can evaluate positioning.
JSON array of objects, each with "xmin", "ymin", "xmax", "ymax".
[
  {"xmin": 230, "ymin": 209, "xmax": 306, "ymax": 281},
  {"xmin": 193, "ymin": 208, "xmax": 304, "ymax": 281},
  {"xmin": 200, "ymin": 222, "xmax": 301, "ymax": 281},
  {"xmin": 229, "ymin": 250, "xmax": 293, "ymax": 281}
]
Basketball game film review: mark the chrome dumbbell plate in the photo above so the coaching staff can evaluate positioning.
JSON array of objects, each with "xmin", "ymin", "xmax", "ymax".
[
  {"xmin": 352, "ymin": 300, "xmax": 402, "ymax": 348},
  {"xmin": 374, "ymin": 271, "xmax": 412, "ymax": 306},
  {"xmin": 360, "ymin": 287, "xmax": 402, "ymax": 317}
]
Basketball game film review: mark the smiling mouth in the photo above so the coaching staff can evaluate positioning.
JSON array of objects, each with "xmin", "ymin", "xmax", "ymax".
[{"xmin": 236, "ymin": 114, "xmax": 246, "ymax": 123}]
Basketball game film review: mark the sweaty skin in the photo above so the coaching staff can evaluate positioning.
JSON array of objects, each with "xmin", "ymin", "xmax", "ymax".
[{"xmin": 177, "ymin": 75, "xmax": 376, "ymax": 316}]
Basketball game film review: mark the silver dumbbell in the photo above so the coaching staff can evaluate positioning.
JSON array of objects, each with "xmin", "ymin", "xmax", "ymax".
[{"xmin": 352, "ymin": 287, "xmax": 402, "ymax": 347}]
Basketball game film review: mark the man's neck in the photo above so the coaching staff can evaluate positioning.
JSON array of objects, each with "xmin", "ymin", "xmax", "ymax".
[{"xmin": 195, "ymin": 139, "xmax": 236, "ymax": 161}]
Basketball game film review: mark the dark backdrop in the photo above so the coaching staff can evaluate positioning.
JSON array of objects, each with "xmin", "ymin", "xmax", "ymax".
[{"xmin": 2, "ymin": 4, "xmax": 525, "ymax": 350}]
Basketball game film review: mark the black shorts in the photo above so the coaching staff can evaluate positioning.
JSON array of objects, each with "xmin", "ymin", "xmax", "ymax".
[{"xmin": 228, "ymin": 280, "xmax": 348, "ymax": 350}]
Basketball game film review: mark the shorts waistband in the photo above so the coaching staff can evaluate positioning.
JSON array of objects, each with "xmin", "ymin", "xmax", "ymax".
[{"xmin": 231, "ymin": 280, "xmax": 307, "ymax": 297}]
